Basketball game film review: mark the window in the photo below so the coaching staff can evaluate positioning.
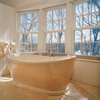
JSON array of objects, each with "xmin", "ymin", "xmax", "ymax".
[
  {"xmin": 19, "ymin": 12, "xmax": 39, "ymax": 52},
  {"xmin": 45, "ymin": 7, "xmax": 66, "ymax": 54},
  {"xmin": 74, "ymin": 0, "xmax": 100, "ymax": 56}
]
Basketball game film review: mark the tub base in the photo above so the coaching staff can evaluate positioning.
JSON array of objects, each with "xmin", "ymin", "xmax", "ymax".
[{"xmin": 12, "ymin": 81, "xmax": 69, "ymax": 96}]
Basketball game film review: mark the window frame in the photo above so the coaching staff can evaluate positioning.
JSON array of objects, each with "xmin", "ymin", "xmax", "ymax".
[
  {"xmin": 44, "ymin": 5, "xmax": 66, "ymax": 54},
  {"xmin": 73, "ymin": 0, "xmax": 100, "ymax": 59},
  {"xmin": 18, "ymin": 10, "xmax": 39, "ymax": 53}
]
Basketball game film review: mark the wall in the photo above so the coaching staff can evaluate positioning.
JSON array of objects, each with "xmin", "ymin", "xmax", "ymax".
[
  {"xmin": 0, "ymin": 3, "xmax": 15, "ymax": 76},
  {"xmin": 71, "ymin": 59, "xmax": 100, "ymax": 87},
  {"xmin": 0, "ymin": 3, "xmax": 15, "ymax": 42}
]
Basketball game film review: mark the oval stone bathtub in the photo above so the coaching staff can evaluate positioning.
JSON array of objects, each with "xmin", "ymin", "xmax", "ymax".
[{"xmin": 6, "ymin": 53, "xmax": 76, "ymax": 95}]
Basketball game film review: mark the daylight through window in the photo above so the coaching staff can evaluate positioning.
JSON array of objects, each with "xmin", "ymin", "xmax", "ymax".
[
  {"xmin": 19, "ymin": 12, "xmax": 39, "ymax": 52},
  {"xmin": 45, "ymin": 7, "xmax": 66, "ymax": 54},
  {"xmin": 74, "ymin": 0, "xmax": 100, "ymax": 56}
]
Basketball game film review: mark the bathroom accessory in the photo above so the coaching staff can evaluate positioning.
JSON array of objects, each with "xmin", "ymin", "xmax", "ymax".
[{"xmin": 45, "ymin": 44, "xmax": 55, "ymax": 57}]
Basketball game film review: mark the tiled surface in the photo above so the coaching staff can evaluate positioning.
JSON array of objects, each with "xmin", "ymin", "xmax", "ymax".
[{"xmin": 0, "ymin": 75, "xmax": 100, "ymax": 100}]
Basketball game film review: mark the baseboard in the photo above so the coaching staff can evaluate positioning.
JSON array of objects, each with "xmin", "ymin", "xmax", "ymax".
[{"xmin": 72, "ymin": 76, "xmax": 100, "ymax": 88}]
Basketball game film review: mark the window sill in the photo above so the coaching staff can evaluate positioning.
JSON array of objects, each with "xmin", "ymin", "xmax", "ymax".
[{"xmin": 76, "ymin": 55, "xmax": 100, "ymax": 63}]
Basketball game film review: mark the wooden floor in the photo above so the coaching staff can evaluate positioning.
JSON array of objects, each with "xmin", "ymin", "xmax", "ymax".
[{"xmin": 0, "ymin": 75, "xmax": 100, "ymax": 100}]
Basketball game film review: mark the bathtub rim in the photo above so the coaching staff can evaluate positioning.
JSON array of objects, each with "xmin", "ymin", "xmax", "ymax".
[{"xmin": 5, "ymin": 53, "xmax": 76, "ymax": 64}]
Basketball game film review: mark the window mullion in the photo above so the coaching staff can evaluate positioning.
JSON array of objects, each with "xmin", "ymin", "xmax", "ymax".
[
  {"xmin": 81, "ymin": 30, "xmax": 82, "ymax": 55},
  {"xmin": 82, "ymin": 3, "xmax": 83, "ymax": 27},
  {"xmin": 52, "ymin": 10, "xmax": 53, "ymax": 31},
  {"xmin": 90, "ymin": 29, "xmax": 91, "ymax": 56}
]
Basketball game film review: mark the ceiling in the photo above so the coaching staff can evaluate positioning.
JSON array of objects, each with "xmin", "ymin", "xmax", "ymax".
[
  {"xmin": 0, "ymin": 0, "xmax": 68, "ymax": 10},
  {"xmin": 0, "ymin": 0, "xmax": 47, "ymax": 8}
]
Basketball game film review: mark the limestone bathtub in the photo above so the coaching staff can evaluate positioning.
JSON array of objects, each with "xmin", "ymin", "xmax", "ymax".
[{"xmin": 6, "ymin": 53, "xmax": 76, "ymax": 95}]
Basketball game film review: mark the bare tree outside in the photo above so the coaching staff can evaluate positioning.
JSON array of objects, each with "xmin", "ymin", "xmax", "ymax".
[
  {"xmin": 20, "ymin": 13, "xmax": 38, "ymax": 52},
  {"xmin": 74, "ymin": 0, "xmax": 100, "ymax": 56},
  {"xmin": 46, "ymin": 8, "xmax": 66, "ymax": 54}
]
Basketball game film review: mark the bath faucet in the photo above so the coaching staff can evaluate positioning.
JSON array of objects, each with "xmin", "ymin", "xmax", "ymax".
[{"xmin": 45, "ymin": 44, "xmax": 55, "ymax": 57}]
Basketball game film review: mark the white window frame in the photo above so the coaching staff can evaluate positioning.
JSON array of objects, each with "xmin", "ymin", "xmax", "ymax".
[
  {"xmin": 18, "ymin": 10, "xmax": 39, "ymax": 53},
  {"xmin": 44, "ymin": 5, "xmax": 66, "ymax": 54},
  {"xmin": 73, "ymin": 0, "xmax": 100, "ymax": 58}
]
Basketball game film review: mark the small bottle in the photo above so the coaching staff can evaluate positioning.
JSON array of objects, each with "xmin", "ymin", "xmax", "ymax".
[{"xmin": 53, "ymin": 50, "xmax": 55, "ymax": 57}]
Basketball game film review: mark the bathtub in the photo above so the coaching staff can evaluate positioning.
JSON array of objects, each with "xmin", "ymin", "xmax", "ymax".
[{"xmin": 6, "ymin": 53, "xmax": 76, "ymax": 95}]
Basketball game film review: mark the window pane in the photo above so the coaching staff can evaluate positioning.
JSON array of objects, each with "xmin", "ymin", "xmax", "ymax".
[
  {"xmin": 53, "ymin": 10, "xmax": 59, "ymax": 20},
  {"xmin": 20, "ymin": 34, "xmax": 25, "ymax": 43},
  {"xmin": 45, "ymin": 33, "xmax": 51, "ymax": 43},
  {"xmin": 47, "ymin": 11, "xmax": 52, "ymax": 21},
  {"xmin": 19, "ymin": 34, "xmax": 31, "ymax": 43},
  {"xmin": 33, "ymin": 23, "xmax": 38, "ymax": 32},
  {"xmin": 60, "ymin": 20, "xmax": 66, "ymax": 30},
  {"xmin": 33, "ymin": 13, "xmax": 39, "ymax": 23},
  {"xmin": 74, "ymin": 43, "xmax": 81, "ymax": 55},
  {"xmin": 20, "ymin": 44, "xmax": 25, "ymax": 52},
  {"xmin": 75, "ymin": 3, "xmax": 82, "ymax": 16},
  {"xmin": 53, "ymin": 21, "xmax": 59, "ymax": 30},
  {"xmin": 27, "ymin": 14, "xmax": 32, "ymax": 23},
  {"xmin": 83, "ymin": 14, "xmax": 91, "ymax": 27},
  {"xmin": 91, "ymin": 28, "xmax": 100, "ymax": 41},
  {"xmin": 74, "ymin": 30, "xmax": 81, "ymax": 42},
  {"xmin": 25, "ymin": 44, "xmax": 31, "ymax": 52},
  {"xmin": 32, "ymin": 44, "xmax": 38, "ymax": 52},
  {"xmin": 26, "ymin": 34, "xmax": 31, "ymax": 43},
  {"xmin": 83, "ymin": 1, "xmax": 91, "ymax": 14},
  {"xmin": 75, "ymin": 17, "xmax": 82, "ymax": 28},
  {"xmin": 32, "ymin": 34, "xmax": 38, "ymax": 43},
  {"xmin": 92, "ymin": 0, "xmax": 100, "ymax": 12},
  {"xmin": 52, "ymin": 32, "xmax": 58, "ymax": 43},
  {"xmin": 58, "ymin": 32, "xmax": 65, "ymax": 43},
  {"xmin": 92, "ymin": 12, "xmax": 100, "ymax": 26},
  {"xmin": 20, "ymin": 34, "xmax": 31, "ymax": 43},
  {"xmin": 82, "ymin": 43, "xmax": 90, "ymax": 55},
  {"xmin": 45, "ymin": 44, "xmax": 49, "ymax": 53},
  {"xmin": 58, "ymin": 44, "xmax": 65, "ymax": 54},
  {"xmin": 52, "ymin": 44, "xmax": 57, "ymax": 53},
  {"xmin": 45, "ymin": 44, "xmax": 53, "ymax": 53},
  {"xmin": 82, "ymin": 29, "xmax": 90, "ymax": 42},
  {"xmin": 21, "ymin": 14, "xmax": 26, "ymax": 23},
  {"xmin": 91, "ymin": 43, "xmax": 100, "ymax": 56},
  {"xmin": 47, "ymin": 21, "xmax": 52, "ymax": 31},
  {"xmin": 59, "ymin": 8, "xmax": 66, "ymax": 19},
  {"xmin": 21, "ymin": 24, "xmax": 26, "ymax": 32},
  {"xmin": 27, "ymin": 24, "xmax": 33, "ymax": 32}
]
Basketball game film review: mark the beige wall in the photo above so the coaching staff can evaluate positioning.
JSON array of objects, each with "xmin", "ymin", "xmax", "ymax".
[
  {"xmin": 0, "ymin": 3, "xmax": 15, "ymax": 42},
  {"xmin": 0, "ymin": 3, "xmax": 15, "ymax": 76},
  {"xmin": 72, "ymin": 59, "xmax": 100, "ymax": 87}
]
